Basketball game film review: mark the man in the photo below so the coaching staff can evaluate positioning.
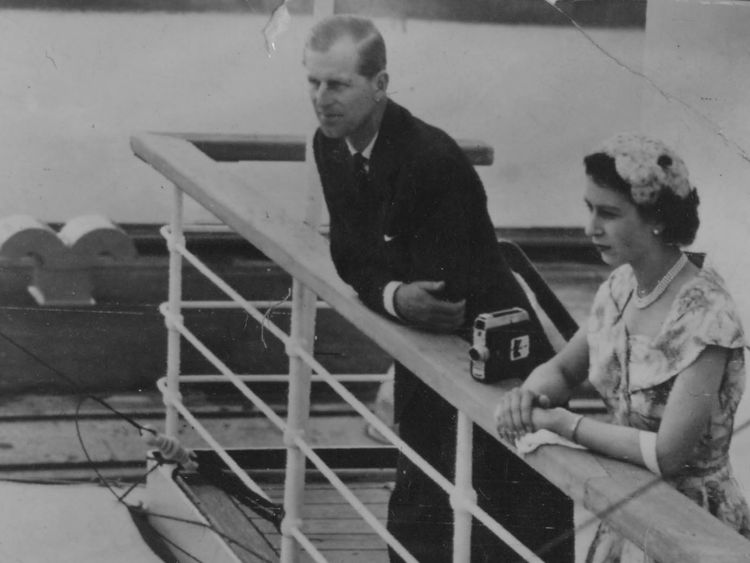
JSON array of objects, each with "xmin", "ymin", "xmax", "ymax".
[{"xmin": 303, "ymin": 15, "xmax": 573, "ymax": 562}]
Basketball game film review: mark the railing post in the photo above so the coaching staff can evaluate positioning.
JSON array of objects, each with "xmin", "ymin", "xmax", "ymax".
[
  {"xmin": 452, "ymin": 410, "xmax": 476, "ymax": 563},
  {"xmin": 165, "ymin": 186, "xmax": 184, "ymax": 438},
  {"xmin": 280, "ymin": 278, "xmax": 317, "ymax": 562}
]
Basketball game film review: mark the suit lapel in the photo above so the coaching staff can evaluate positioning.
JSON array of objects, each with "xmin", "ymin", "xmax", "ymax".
[
  {"xmin": 369, "ymin": 101, "xmax": 404, "ymax": 203},
  {"xmin": 320, "ymin": 137, "xmax": 358, "ymax": 203}
]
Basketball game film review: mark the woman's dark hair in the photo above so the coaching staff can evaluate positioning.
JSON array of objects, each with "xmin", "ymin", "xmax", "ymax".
[{"xmin": 584, "ymin": 151, "xmax": 700, "ymax": 246}]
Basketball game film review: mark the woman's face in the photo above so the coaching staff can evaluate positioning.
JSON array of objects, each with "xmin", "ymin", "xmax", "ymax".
[{"xmin": 584, "ymin": 176, "xmax": 658, "ymax": 268}]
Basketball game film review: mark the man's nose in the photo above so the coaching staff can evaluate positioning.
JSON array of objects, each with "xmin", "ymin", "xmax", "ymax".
[{"xmin": 312, "ymin": 84, "xmax": 331, "ymax": 106}]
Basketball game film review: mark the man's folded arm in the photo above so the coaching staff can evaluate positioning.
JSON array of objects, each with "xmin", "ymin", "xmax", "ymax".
[{"xmin": 329, "ymin": 237, "xmax": 399, "ymax": 318}]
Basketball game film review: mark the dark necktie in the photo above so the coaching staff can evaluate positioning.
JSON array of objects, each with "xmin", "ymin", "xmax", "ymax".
[{"xmin": 352, "ymin": 152, "xmax": 369, "ymax": 194}]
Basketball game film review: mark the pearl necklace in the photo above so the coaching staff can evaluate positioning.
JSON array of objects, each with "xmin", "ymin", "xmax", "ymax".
[{"xmin": 634, "ymin": 253, "xmax": 689, "ymax": 309}]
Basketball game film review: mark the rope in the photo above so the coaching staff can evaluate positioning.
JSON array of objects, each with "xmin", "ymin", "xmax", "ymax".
[{"xmin": 0, "ymin": 331, "xmax": 146, "ymax": 432}]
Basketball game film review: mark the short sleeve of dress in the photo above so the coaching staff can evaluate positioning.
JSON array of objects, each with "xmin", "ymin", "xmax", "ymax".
[{"xmin": 636, "ymin": 264, "xmax": 747, "ymax": 391}]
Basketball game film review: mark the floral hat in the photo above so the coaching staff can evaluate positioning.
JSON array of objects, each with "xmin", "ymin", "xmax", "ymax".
[{"xmin": 598, "ymin": 133, "xmax": 693, "ymax": 205}]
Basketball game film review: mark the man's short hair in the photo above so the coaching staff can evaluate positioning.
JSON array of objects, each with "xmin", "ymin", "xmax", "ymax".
[{"xmin": 305, "ymin": 15, "xmax": 386, "ymax": 78}]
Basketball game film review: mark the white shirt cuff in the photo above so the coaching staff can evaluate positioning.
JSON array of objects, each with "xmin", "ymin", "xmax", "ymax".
[{"xmin": 383, "ymin": 281, "xmax": 403, "ymax": 319}]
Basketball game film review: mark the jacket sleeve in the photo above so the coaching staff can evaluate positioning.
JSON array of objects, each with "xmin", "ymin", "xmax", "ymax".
[
  {"xmin": 330, "ymin": 148, "xmax": 486, "ymax": 318},
  {"xmin": 328, "ymin": 217, "xmax": 394, "ymax": 316}
]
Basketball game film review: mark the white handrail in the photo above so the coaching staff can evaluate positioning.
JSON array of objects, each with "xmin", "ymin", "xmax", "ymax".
[
  {"xmin": 157, "ymin": 227, "xmax": 542, "ymax": 562},
  {"xmin": 156, "ymin": 377, "xmax": 270, "ymax": 501},
  {"xmin": 156, "ymin": 298, "xmax": 423, "ymax": 560},
  {"xmin": 158, "ymin": 302, "xmax": 289, "ymax": 432},
  {"xmin": 133, "ymin": 129, "xmax": 750, "ymax": 563}
]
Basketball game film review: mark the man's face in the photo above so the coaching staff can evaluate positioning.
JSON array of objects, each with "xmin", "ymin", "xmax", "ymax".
[{"xmin": 304, "ymin": 37, "xmax": 383, "ymax": 148}]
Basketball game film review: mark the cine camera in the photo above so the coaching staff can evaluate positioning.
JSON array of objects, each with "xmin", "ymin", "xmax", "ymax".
[{"xmin": 468, "ymin": 307, "xmax": 533, "ymax": 383}]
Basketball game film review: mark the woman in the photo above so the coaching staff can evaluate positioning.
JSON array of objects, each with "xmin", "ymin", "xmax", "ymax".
[{"xmin": 494, "ymin": 133, "xmax": 750, "ymax": 561}]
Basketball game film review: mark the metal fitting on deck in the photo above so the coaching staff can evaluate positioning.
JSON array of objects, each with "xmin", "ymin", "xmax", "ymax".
[
  {"xmin": 283, "ymin": 428, "xmax": 305, "ymax": 447},
  {"xmin": 449, "ymin": 488, "xmax": 478, "ymax": 513},
  {"xmin": 164, "ymin": 228, "xmax": 186, "ymax": 253},
  {"xmin": 160, "ymin": 388, "xmax": 183, "ymax": 408},
  {"xmin": 162, "ymin": 311, "xmax": 184, "ymax": 331},
  {"xmin": 279, "ymin": 515, "xmax": 303, "ymax": 537},
  {"xmin": 285, "ymin": 340, "xmax": 303, "ymax": 359},
  {"xmin": 0, "ymin": 214, "xmax": 136, "ymax": 306}
]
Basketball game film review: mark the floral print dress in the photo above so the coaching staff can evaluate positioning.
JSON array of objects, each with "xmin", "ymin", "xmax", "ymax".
[{"xmin": 585, "ymin": 258, "xmax": 750, "ymax": 563}]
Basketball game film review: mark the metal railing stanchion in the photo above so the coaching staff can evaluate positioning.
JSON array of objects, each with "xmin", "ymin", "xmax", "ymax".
[
  {"xmin": 280, "ymin": 279, "xmax": 318, "ymax": 563},
  {"xmin": 452, "ymin": 410, "xmax": 476, "ymax": 562},
  {"xmin": 165, "ymin": 187, "xmax": 184, "ymax": 438}
]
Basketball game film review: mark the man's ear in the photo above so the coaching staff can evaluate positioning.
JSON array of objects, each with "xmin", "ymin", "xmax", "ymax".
[{"xmin": 374, "ymin": 70, "xmax": 389, "ymax": 101}]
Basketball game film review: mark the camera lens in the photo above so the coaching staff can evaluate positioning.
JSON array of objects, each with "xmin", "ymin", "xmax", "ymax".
[{"xmin": 469, "ymin": 346, "xmax": 489, "ymax": 362}]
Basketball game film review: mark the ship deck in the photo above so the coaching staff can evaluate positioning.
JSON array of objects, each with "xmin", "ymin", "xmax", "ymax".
[
  {"xmin": 170, "ymin": 448, "xmax": 398, "ymax": 563},
  {"xmin": 0, "ymin": 258, "xmax": 610, "ymax": 561},
  {"xmin": 4, "ymin": 257, "xmax": 750, "ymax": 561}
]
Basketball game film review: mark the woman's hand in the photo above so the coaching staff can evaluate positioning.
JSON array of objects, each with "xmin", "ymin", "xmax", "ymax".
[
  {"xmin": 495, "ymin": 391, "xmax": 576, "ymax": 444},
  {"xmin": 494, "ymin": 387, "xmax": 551, "ymax": 442}
]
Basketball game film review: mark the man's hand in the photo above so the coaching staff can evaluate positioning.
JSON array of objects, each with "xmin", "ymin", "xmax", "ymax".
[{"xmin": 394, "ymin": 280, "xmax": 466, "ymax": 331}]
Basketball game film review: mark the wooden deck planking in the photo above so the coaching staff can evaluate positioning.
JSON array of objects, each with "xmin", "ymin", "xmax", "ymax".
[
  {"xmin": 178, "ymin": 476, "xmax": 280, "ymax": 563},
  {"xmin": 182, "ymin": 473, "xmax": 393, "ymax": 562}
]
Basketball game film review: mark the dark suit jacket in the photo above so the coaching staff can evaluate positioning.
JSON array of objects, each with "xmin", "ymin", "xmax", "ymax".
[{"xmin": 314, "ymin": 100, "xmax": 551, "ymax": 420}]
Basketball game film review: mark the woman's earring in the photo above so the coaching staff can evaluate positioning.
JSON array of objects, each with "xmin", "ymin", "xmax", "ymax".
[{"xmin": 652, "ymin": 229, "xmax": 661, "ymax": 236}]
